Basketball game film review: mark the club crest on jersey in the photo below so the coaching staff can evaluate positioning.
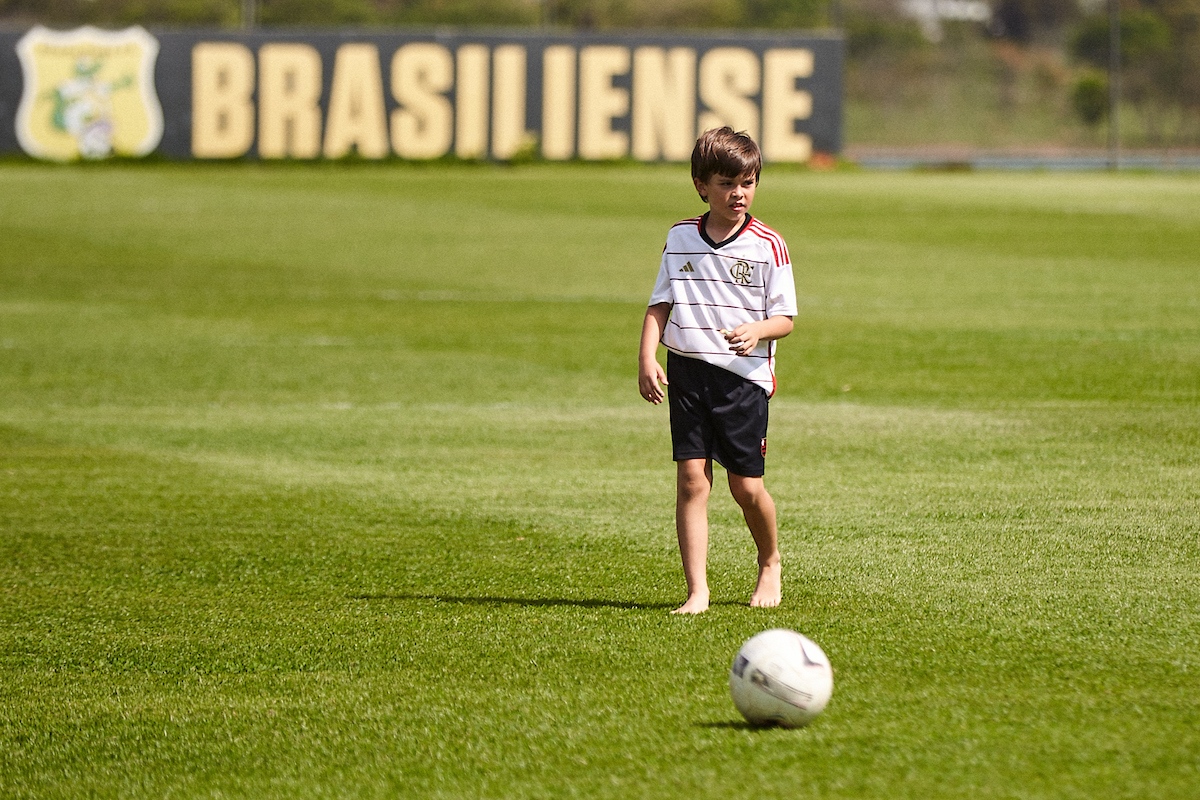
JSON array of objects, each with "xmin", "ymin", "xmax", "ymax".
[
  {"xmin": 729, "ymin": 260, "xmax": 754, "ymax": 285},
  {"xmin": 16, "ymin": 25, "xmax": 163, "ymax": 161}
]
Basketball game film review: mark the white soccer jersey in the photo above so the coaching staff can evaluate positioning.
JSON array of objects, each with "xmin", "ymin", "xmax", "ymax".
[{"xmin": 648, "ymin": 214, "xmax": 797, "ymax": 396}]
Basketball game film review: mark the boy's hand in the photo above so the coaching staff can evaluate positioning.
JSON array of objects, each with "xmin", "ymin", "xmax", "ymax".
[
  {"xmin": 722, "ymin": 324, "xmax": 760, "ymax": 356},
  {"xmin": 639, "ymin": 360, "xmax": 668, "ymax": 404}
]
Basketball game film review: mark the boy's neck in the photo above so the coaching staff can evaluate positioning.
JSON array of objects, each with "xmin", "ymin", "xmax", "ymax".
[{"xmin": 703, "ymin": 211, "xmax": 749, "ymax": 245}]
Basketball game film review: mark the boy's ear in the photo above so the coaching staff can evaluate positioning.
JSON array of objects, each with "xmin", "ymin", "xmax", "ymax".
[{"xmin": 693, "ymin": 177, "xmax": 708, "ymax": 202}]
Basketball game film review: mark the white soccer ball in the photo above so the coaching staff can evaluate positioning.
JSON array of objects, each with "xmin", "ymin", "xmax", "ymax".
[{"xmin": 729, "ymin": 628, "xmax": 833, "ymax": 728}]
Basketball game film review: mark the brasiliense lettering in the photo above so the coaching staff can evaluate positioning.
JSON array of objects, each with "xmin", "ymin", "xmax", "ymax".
[{"xmin": 190, "ymin": 41, "xmax": 818, "ymax": 162}]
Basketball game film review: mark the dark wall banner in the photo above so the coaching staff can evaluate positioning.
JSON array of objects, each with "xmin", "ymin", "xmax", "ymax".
[{"xmin": 0, "ymin": 25, "xmax": 842, "ymax": 162}]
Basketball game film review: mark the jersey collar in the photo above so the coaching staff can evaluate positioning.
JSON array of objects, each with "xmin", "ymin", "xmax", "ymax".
[{"xmin": 698, "ymin": 212, "xmax": 754, "ymax": 249}]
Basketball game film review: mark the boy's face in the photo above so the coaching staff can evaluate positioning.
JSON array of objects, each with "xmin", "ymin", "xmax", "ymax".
[{"xmin": 694, "ymin": 171, "xmax": 758, "ymax": 228}]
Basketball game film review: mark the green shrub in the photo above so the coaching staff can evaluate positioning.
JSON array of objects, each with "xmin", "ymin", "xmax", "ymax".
[{"xmin": 1071, "ymin": 71, "xmax": 1108, "ymax": 126}]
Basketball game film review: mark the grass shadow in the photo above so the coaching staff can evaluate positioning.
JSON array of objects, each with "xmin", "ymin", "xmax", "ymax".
[
  {"xmin": 696, "ymin": 720, "xmax": 758, "ymax": 731},
  {"xmin": 696, "ymin": 720, "xmax": 804, "ymax": 732},
  {"xmin": 348, "ymin": 593, "xmax": 744, "ymax": 612}
]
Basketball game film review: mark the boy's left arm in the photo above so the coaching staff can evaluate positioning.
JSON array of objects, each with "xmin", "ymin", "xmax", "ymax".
[{"xmin": 724, "ymin": 316, "xmax": 793, "ymax": 356}]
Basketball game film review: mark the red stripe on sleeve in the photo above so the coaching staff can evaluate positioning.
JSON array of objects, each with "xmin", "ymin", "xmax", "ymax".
[{"xmin": 748, "ymin": 221, "xmax": 787, "ymax": 267}]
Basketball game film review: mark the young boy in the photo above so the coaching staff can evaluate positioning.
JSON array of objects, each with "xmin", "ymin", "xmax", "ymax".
[{"xmin": 638, "ymin": 127, "xmax": 797, "ymax": 615}]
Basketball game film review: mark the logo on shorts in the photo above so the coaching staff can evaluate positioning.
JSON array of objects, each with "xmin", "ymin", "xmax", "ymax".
[
  {"xmin": 729, "ymin": 260, "xmax": 753, "ymax": 285},
  {"xmin": 761, "ymin": 438, "xmax": 768, "ymax": 457}
]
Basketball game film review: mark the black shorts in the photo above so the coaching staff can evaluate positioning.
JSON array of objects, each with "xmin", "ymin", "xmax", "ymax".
[{"xmin": 667, "ymin": 351, "xmax": 769, "ymax": 477}]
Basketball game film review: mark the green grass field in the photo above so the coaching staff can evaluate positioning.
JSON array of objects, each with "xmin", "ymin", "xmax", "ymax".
[{"xmin": 2, "ymin": 162, "xmax": 1198, "ymax": 799}]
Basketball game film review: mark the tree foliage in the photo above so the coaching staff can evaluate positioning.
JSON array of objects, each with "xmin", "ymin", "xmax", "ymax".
[
  {"xmin": 0, "ymin": 0, "xmax": 832, "ymax": 29},
  {"xmin": 1071, "ymin": 1, "xmax": 1200, "ymax": 126},
  {"xmin": 1072, "ymin": 8, "xmax": 1171, "ymax": 66}
]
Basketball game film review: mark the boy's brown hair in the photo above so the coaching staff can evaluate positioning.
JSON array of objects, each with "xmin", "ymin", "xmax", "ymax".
[{"xmin": 690, "ymin": 127, "xmax": 762, "ymax": 184}]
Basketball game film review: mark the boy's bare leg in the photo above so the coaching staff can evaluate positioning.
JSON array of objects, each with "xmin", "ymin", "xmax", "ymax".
[
  {"xmin": 673, "ymin": 458, "xmax": 713, "ymax": 614},
  {"xmin": 728, "ymin": 474, "xmax": 782, "ymax": 608}
]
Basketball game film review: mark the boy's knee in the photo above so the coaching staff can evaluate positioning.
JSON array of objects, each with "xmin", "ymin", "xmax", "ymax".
[
  {"xmin": 677, "ymin": 462, "xmax": 712, "ymax": 503},
  {"xmin": 729, "ymin": 476, "xmax": 768, "ymax": 509},
  {"xmin": 678, "ymin": 475, "xmax": 710, "ymax": 503}
]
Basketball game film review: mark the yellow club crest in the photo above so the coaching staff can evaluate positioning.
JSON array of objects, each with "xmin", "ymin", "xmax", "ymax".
[{"xmin": 16, "ymin": 25, "xmax": 163, "ymax": 161}]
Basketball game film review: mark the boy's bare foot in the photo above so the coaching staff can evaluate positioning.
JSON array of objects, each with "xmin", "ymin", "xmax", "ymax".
[
  {"xmin": 749, "ymin": 561, "xmax": 782, "ymax": 608},
  {"xmin": 672, "ymin": 593, "xmax": 710, "ymax": 615}
]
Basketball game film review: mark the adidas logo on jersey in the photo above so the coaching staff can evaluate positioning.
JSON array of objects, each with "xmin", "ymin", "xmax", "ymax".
[{"xmin": 679, "ymin": 261, "xmax": 695, "ymax": 272}]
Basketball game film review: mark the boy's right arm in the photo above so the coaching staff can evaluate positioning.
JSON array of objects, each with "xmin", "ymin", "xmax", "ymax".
[{"xmin": 638, "ymin": 303, "xmax": 671, "ymax": 405}]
